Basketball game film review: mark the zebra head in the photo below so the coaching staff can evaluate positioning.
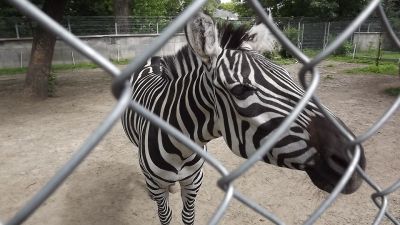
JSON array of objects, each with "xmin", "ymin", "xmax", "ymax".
[{"xmin": 185, "ymin": 13, "xmax": 365, "ymax": 194}]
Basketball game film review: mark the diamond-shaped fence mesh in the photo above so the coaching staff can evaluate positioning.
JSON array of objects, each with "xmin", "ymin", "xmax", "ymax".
[{"xmin": 1, "ymin": 0, "xmax": 400, "ymax": 224}]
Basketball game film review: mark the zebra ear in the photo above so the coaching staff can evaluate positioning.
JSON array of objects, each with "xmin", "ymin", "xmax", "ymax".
[
  {"xmin": 242, "ymin": 9, "xmax": 280, "ymax": 54},
  {"xmin": 185, "ymin": 12, "xmax": 221, "ymax": 65}
]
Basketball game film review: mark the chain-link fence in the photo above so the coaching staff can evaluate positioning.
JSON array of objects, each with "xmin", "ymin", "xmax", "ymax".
[
  {"xmin": 1, "ymin": 0, "xmax": 400, "ymax": 224},
  {"xmin": 274, "ymin": 17, "xmax": 400, "ymax": 64},
  {"xmin": 1, "ymin": 14, "xmax": 399, "ymax": 68},
  {"xmin": 0, "ymin": 16, "xmax": 177, "ymax": 38}
]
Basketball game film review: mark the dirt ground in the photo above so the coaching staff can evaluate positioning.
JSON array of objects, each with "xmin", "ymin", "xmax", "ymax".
[{"xmin": 0, "ymin": 60, "xmax": 399, "ymax": 225}]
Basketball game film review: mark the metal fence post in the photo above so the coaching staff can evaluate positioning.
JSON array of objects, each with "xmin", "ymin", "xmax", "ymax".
[
  {"xmin": 352, "ymin": 43, "xmax": 357, "ymax": 59},
  {"xmin": 67, "ymin": 17, "xmax": 71, "ymax": 32},
  {"xmin": 376, "ymin": 32, "xmax": 382, "ymax": 66},
  {"xmin": 297, "ymin": 21, "xmax": 301, "ymax": 49},
  {"xmin": 71, "ymin": 51, "xmax": 76, "ymax": 65},
  {"xmin": 323, "ymin": 22, "xmax": 327, "ymax": 49},
  {"xmin": 19, "ymin": 51, "xmax": 23, "ymax": 68},
  {"xmin": 14, "ymin": 22, "xmax": 20, "ymax": 38},
  {"xmin": 67, "ymin": 17, "xmax": 75, "ymax": 65}
]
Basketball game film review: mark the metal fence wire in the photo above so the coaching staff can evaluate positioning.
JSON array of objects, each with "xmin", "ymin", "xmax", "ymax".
[{"xmin": 1, "ymin": 0, "xmax": 400, "ymax": 224}]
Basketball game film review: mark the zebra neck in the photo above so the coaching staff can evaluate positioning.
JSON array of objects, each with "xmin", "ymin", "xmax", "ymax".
[
  {"xmin": 161, "ymin": 61, "xmax": 220, "ymax": 145},
  {"xmin": 129, "ymin": 47, "xmax": 221, "ymax": 147}
]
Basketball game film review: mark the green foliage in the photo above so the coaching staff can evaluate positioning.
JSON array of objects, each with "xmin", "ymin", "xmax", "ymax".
[
  {"xmin": 230, "ymin": 2, "xmax": 253, "ymax": 17},
  {"xmin": 384, "ymin": 87, "xmax": 400, "ymax": 96},
  {"xmin": 0, "ymin": 67, "xmax": 27, "ymax": 76},
  {"xmin": 309, "ymin": 0, "xmax": 338, "ymax": 18},
  {"xmin": 302, "ymin": 49, "xmax": 319, "ymax": 57},
  {"xmin": 202, "ymin": 0, "xmax": 219, "ymax": 15},
  {"xmin": 0, "ymin": 0, "xmax": 383, "ymax": 18},
  {"xmin": 345, "ymin": 64, "xmax": 398, "ymax": 76},
  {"xmin": 0, "ymin": 0, "xmax": 44, "ymax": 17},
  {"xmin": 333, "ymin": 40, "xmax": 353, "ymax": 56},
  {"xmin": 132, "ymin": 0, "xmax": 170, "ymax": 16},
  {"xmin": 263, "ymin": 51, "xmax": 278, "ymax": 60},
  {"xmin": 218, "ymin": 2, "xmax": 236, "ymax": 12},
  {"xmin": 52, "ymin": 62, "xmax": 99, "ymax": 71},
  {"xmin": 329, "ymin": 55, "xmax": 375, "ymax": 64},
  {"xmin": 65, "ymin": 0, "xmax": 113, "ymax": 16},
  {"xmin": 48, "ymin": 72, "xmax": 57, "ymax": 97},
  {"xmin": 385, "ymin": 0, "xmax": 400, "ymax": 30},
  {"xmin": 1, "ymin": 0, "xmax": 113, "ymax": 17},
  {"xmin": 262, "ymin": 49, "xmax": 297, "ymax": 65},
  {"xmin": 0, "ymin": 62, "xmax": 101, "ymax": 76},
  {"xmin": 112, "ymin": 58, "xmax": 130, "ymax": 65},
  {"xmin": 219, "ymin": 0, "xmax": 274, "ymax": 17},
  {"xmin": 279, "ymin": 27, "xmax": 298, "ymax": 58},
  {"xmin": 271, "ymin": 57, "xmax": 297, "ymax": 65}
]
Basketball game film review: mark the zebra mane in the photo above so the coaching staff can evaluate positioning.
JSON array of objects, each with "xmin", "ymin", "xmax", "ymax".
[
  {"xmin": 217, "ymin": 21, "xmax": 255, "ymax": 50},
  {"xmin": 159, "ymin": 21, "xmax": 254, "ymax": 79}
]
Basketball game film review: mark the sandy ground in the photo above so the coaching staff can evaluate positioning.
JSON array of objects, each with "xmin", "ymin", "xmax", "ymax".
[{"xmin": 0, "ymin": 60, "xmax": 399, "ymax": 225}]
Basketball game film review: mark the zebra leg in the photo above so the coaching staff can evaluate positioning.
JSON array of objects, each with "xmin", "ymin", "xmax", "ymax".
[
  {"xmin": 145, "ymin": 178, "xmax": 172, "ymax": 225},
  {"xmin": 179, "ymin": 169, "xmax": 204, "ymax": 225}
]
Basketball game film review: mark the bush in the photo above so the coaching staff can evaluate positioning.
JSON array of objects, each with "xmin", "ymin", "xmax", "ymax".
[
  {"xmin": 263, "ymin": 51, "xmax": 278, "ymax": 60},
  {"xmin": 48, "ymin": 72, "xmax": 57, "ymax": 97},
  {"xmin": 279, "ymin": 27, "xmax": 298, "ymax": 59},
  {"xmin": 333, "ymin": 40, "xmax": 353, "ymax": 56}
]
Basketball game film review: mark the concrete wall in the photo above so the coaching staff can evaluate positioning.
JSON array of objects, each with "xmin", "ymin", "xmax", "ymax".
[
  {"xmin": 353, "ymin": 32, "xmax": 382, "ymax": 52},
  {"xmin": 0, "ymin": 34, "xmax": 187, "ymax": 68}
]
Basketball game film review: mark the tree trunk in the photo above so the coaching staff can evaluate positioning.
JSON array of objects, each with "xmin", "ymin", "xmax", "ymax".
[
  {"xmin": 114, "ymin": 0, "xmax": 131, "ymax": 34},
  {"xmin": 25, "ymin": 0, "xmax": 68, "ymax": 98}
]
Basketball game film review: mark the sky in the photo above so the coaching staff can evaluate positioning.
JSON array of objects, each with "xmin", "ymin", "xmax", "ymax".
[{"xmin": 220, "ymin": 0, "xmax": 232, "ymax": 3}]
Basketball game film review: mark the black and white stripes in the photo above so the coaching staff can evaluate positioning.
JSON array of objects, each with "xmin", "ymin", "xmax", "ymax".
[{"xmin": 121, "ymin": 12, "xmax": 365, "ymax": 225}]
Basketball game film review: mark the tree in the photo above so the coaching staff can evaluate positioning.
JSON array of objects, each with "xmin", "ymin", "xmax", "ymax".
[
  {"xmin": 65, "ymin": 0, "xmax": 113, "ymax": 16},
  {"xmin": 114, "ymin": 0, "xmax": 131, "ymax": 33},
  {"xmin": 25, "ymin": 0, "xmax": 68, "ymax": 98},
  {"xmin": 130, "ymin": 0, "xmax": 218, "ymax": 17},
  {"xmin": 218, "ymin": 0, "xmax": 368, "ymax": 19},
  {"xmin": 383, "ymin": 0, "xmax": 400, "ymax": 30},
  {"xmin": 336, "ymin": 0, "xmax": 367, "ymax": 18},
  {"xmin": 132, "ymin": 0, "xmax": 170, "ymax": 16}
]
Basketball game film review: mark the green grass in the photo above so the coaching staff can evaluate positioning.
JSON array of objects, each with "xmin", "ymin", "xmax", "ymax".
[
  {"xmin": 0, "ymin": 59, "xmax": 134, "ymax": 76},
  {"xmin": 356, "ymin": 50, "xmax": 400, "ymax": 60},
  {"xmin": 271, "ymin": 57, "xmax": 297, "ymax": 65},
  {"xmin": 0, "ymin": 67, "xmax": 27, "ymax": 76},
  {"xmin": 299, "ymin": 48, "xmax": 400, "ymax": 64},
  {"xmin": 0, "ymin": 62, "xmax": 101, "ymax": 76},
  {"xmin": 112, "ymin": 59, "xmax": 130, "ymax": 65},
  {"xmin": 329, "ymin": 55, "xmax": 376, "ymax": 64},
  {"xmin": 52, "ymin": 62, "xmax": 99, "ymax": 71},
  {"xmin": 384, "ymin": 87, "xmax": 400, "ymax": 96},
  {"xmin": 302, "ymin": 49, "xmax": 319, "ymax": 57},
  {"xmin": 346, "ymin": 64, "xmax": 398, "ymax": 76}
]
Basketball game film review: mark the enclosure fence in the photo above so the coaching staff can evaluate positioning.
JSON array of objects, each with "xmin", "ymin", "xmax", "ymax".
[
  {"xmin": 1, "ymin": 15, "xmax": 400, "ymax": 68},
  {"xmin": 1, "ymin": 0, "xmax": 400, "ymax": 224}
]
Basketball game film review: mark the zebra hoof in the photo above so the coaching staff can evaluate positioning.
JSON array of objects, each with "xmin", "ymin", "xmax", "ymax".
[{"xmin": 168, "ymin": 183, "xmax": 179, "ymax": 194}]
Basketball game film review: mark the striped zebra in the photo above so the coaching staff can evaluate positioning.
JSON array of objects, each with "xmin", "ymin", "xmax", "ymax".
[{"xmin": 121, "ymin": 13, "xmax": 366, "ymax": 225}]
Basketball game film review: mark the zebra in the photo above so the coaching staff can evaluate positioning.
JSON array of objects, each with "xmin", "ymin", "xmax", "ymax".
[{"xmin": 121, "ymin": 12, "xmax": 366, "ymax": 225}]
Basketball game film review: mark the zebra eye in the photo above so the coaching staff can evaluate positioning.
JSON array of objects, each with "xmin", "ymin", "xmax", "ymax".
[{"xmin": 229, "ymin": 83, "xmax": 256, "ymax": 99}]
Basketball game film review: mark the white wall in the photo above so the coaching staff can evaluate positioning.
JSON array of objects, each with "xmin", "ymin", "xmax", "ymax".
[{"xmin": 0, "ymin": 34, "xmax": 187, "ymax": 68}]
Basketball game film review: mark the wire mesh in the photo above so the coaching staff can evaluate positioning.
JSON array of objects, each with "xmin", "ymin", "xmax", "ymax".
[
  {"xmin": 1, "ymin": 0, "xmax": 400, "ymax": 224},
  {"xmin": 1, "ymin": 15, "xmax": 399, "ymax": 66}
]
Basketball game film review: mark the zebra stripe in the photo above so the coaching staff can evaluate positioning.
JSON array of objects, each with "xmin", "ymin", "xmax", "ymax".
[{"xmin": 122, "ymin": 12, "xmax": 365, "ymax": 224}]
